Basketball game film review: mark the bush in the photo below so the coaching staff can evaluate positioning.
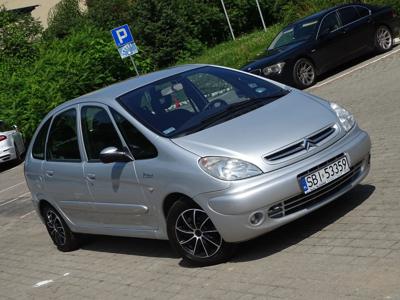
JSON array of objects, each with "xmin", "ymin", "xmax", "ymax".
[{"xmin": 0, "ymin": 25, "xmax": 152, "ymax": 139}]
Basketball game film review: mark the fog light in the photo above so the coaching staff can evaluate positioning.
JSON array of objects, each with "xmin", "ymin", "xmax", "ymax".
[{"xmin": 249, "ymin": 211, "xmax": 265, "ymax": 226}]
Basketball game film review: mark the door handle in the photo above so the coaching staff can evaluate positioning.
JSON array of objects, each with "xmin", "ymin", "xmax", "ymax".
[
  {"xmin": 46, "ymin": 170, "xmax": 54, "ymax": 177},
  {"xmin": 86, "ymin": 173, "xmax": 96, "ymax": 181}
]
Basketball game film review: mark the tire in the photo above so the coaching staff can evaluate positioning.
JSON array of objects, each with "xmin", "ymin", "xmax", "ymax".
[
  {"xmin": 292, "ymin": 58, "xmax": 316, "ymax": 89},
  {"xmin": 375, "ymin": 25, "xmax": 393, "ymax": 53},
  {"xmin": 166, "ymin": 199, "xmax": 236, "ymax": 266},
  {"xmin": 42, "ymin": 205, "xmax": 80, "ymax": 252}
]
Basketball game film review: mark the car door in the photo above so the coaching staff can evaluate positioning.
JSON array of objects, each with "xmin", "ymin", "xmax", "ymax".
[
  {"xmin": 24, "ymin": 118, "xmax": 52, "ymax": 202},
  {"xmin": 312, "ymin": 11, "xmax": 347, "ymax": 73},
  {"xmin": 43, "ymin": 107, "xmax": 95, "ymax": 227},
  {"xmin": 80, "ymin": 104, "xmax": 157, "ymax": 230},
  {"xmin": 337, "ymin": 6, "xmax": 373, "ymax": 56}
]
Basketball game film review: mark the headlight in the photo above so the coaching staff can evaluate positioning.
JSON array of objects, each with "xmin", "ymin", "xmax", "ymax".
[
  {"xmin": 263, "ymin": 62, "xmax": 285, "ymax": 76},
  {"xmin": 330, "ymin": 102, "xmax": 355, "ymax": 132},
  {"xmin": 199, "ymin": 157, "xmax": 262, "ymax": 181}
]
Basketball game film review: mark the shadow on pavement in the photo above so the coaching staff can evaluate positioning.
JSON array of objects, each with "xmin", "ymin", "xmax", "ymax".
[
  {"xmin": 0, "ymin": 158, "xmax": 24, "ymax": 173},
  {"xmin": 81, "ymin": 184, "xmax": 374, "ymax": 264},
  {"xmin": 303, "ymin": 45, "xmax": 398, "ymax": 90},
  {"xmin": 232, "ymin": 184, "xmax": 375, "ymax": 263},
  {"xmin": 81, "ymin": 235, "xmax": 179, "ymax": 259}
]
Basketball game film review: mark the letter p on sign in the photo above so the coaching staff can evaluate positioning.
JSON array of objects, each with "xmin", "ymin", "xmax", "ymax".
[
  {"xmin": 116, "ymin": 28, "xmax": 128, "ymax": 44},
  {"xmin": 111, "ymin": 24, "xmax": 134, "ymax": 48}
]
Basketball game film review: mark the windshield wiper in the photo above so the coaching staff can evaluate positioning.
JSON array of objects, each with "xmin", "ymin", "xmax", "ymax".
[{"xmin": 173, "ymin": 89, "xmax": 290, "ymax": 137}]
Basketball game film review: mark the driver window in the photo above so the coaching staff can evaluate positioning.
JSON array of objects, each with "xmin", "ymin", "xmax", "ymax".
[
  {"xmin": 81, "ymin": 106, "xmax": 123, "ymax": 162},
  {"xmin": 187, "ymin": 73, "xmax": 239, "ymax": 105},
  {"xmin": 319, "ymin": 12, "xmax": 340, "ymax": 37}
]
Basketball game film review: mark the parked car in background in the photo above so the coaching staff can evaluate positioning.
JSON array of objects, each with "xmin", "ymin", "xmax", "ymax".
[
  {"xmin": 25, "ymin": 65, "xmax": 371, "ymax": 266},
  {"xmin": 242, "ymin": 4, "xmax": 400, "ymax": 88},
  {"xmin": 0, "ymin": 121, "xmax": 25, "ymax": 164}
]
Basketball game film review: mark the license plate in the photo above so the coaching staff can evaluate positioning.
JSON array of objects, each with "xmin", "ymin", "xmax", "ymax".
[{"xmin": 300, "ymin": 156, "xmax": 350, "ymax": 194}]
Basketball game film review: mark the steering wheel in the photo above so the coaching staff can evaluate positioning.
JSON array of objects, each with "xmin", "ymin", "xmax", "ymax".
[{"xmin": 203, "ymin": 99, "xmax": 228, "ymax": 111}]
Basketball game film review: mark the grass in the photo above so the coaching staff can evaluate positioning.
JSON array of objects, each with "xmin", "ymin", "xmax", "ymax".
[{"xmin": 178, "ymin": 24, "xmax": 283, "ymax": 69}]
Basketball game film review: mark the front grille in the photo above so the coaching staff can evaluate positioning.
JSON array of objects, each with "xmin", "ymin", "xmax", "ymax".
[
  {"xmin": 267, "ymin": 162, "xmax": 362, "ymax": 219},
  {"xmin": 265, "ymin": 125, "xmax": 336, "ymax": 161}
]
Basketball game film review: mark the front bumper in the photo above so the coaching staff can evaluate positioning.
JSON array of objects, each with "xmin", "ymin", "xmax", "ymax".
[
  {"xmin": 248, "ymin": 68, "xmax": 292, "ymax": 85},
  {"xmin": 194, "ymin": 126, "xmax": 371, "ymax": 243}
]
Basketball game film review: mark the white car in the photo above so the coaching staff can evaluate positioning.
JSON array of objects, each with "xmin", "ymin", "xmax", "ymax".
[{"xmin": 0, "ymin": 121, "xmax": 25, "ymax": 164}]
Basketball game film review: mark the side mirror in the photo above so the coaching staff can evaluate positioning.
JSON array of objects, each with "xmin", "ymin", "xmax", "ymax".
[
  {"xmin": 99, "ymin": 147, "xmax": 133, "ymax": 164},
  {"xmin": 12, "ymin": 125, "xmax": 18, "ymax": 131}
]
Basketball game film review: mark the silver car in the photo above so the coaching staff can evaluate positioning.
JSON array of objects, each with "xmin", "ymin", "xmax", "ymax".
[
  {"xmin": 0, "ymin": 121, "xmax": 25, "ymax": 164},
  {"xmin": 24, "ymin": 65, "xmax": 370, "ymax": 265}
]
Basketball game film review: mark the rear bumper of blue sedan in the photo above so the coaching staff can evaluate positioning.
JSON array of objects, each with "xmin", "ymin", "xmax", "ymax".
[{"xmin": 195, "ymin": 126, "xmax": 371, "ymax": 243}]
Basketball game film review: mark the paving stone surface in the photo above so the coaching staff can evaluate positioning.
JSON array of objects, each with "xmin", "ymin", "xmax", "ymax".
[{"xmin": 1, "ymin": 49, "xmax": 400, "ymax": 299}]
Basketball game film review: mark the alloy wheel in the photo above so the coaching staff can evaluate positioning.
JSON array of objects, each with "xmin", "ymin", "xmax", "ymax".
[
  {"xmin": 175, "ymin": 209, "xmax": 222, "ymax": 258},
  {"xmin": 377, "ymin": 27, "xmax": 392, "ymax": 50},
  {"xmin": 296, "ymin": 61, "xmax": 315, "ymax": 86},
  {"xmin": 46, "ymin": 210, "xmax": 66, "ymax": 246}
]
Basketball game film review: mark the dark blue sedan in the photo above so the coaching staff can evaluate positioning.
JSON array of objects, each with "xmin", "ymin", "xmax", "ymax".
[{"xmin": 242, "ymin": 4, "xmax": 400, "ymax": 88}]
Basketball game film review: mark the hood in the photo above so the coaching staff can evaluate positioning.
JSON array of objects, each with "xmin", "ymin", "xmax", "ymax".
[
  {"xmin": 242, "ymin": 40, "xmax": 308, "ymax": 72},
  {"xmin": 172, "ymin": 90, "xmax": 341, "ymax": 172}
]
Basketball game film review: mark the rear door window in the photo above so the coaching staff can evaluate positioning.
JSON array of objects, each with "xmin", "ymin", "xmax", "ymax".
[
  {"xmin": 47, "ymin": 109, "xmax": 81, "ymax": 162},
  {"xmin": 355, "ymin": 6, "xmax": 370, "ymax": 18},
  {"xmin": 339, "ymin": 7, "xmax": 360, "ymax": 25},
  {"xmin": 32, "ymin": 118, "xmax": 51, "ymax": 160},
  {"xmin": 81, "ymin": 106, "xmax": 123, "ymax": 161}
]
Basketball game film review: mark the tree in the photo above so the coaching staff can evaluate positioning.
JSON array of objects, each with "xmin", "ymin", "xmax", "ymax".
[{"xmin": 0, "ymin": 6, "xmax": 42, "ymax": 60}]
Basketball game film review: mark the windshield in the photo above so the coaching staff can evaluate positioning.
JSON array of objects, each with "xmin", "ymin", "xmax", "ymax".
[
  {"xmin": 118, "ymin": 66, "xmax": 288, "ymax": 138},
  {"xmin": 269, "ymin": 18, "xmax": 319, "ymax": 50}
]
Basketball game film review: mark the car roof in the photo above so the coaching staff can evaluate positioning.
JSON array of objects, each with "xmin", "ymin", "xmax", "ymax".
[
  {"xmin": 55, "ymin": 64, "xmax": 206, "ymax": 110},
  {"xmin": 289, "ymin": 3, "xmax": 365, "ymax": 27}
]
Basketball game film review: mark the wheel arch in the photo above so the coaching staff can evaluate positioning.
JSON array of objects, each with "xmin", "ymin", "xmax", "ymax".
[
  {"xmin": 375, "ymin": 22, "xmax": 394, "ymax": 33},
  {"xmin": 38, "ymin": 199, "xmax": 54, "ymax": 218},
  {"xmin": 162, "ymin": 193, "xmax": 200, "ymax": 219}
]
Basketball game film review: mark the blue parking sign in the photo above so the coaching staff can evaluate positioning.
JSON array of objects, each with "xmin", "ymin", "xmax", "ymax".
[{"xmin": 111, "ymin": 24, "xmax": 134, "ymax": 47}]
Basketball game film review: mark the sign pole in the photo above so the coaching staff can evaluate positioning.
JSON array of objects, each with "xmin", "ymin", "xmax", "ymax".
[
  {"xmin": 255, "ymin": 0, "xmax": 267, "ymax": 32},
  {"xmin": 130, "ymin": 56, "xmax": 140, "ymax": 76},
  {"xmin": 220, "ymin": 0, "xmax": 235, "ymax": 40}
]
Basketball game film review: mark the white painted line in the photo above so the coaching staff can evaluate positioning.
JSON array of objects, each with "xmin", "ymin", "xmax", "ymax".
[
  {"xmin": 33, "ymin": 279, "xmax": 53, "ymax": 287},
  {"xmin": 20, "ymin": 210, "xmax": 35, "ymax": 219},
  {"xmin": 310, "ymin": 47, "xmax": 400, "ymax": 90},
  {"xmin": 0, "ymin": 181, "xmax": 25, "ymax": 194},
  {"xmin": 0, "ymin": 192, "xmax": 30, "ymax": 207}
]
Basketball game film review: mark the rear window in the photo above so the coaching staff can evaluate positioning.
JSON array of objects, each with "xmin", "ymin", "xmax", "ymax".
[
  {"xmin": 339, "ymin": 7, "xmax": 360, "ymax": 25},
  {"xmin": 32, "ymin": 118, "xmax": 51, "ymax": 160}
]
